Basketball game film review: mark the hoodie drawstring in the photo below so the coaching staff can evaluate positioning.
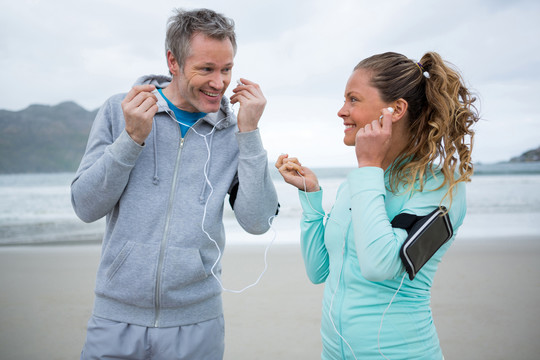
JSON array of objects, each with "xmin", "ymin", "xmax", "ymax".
[
  {"xmin": 199, "ymin": 130, "xmax": 216, "ymax": 203},
  {"xmin": 152, "ymin": 119, "xmax": 160, "ymax": 185}
]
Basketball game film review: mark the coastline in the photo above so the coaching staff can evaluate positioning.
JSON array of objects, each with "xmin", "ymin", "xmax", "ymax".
[{"xmin": 0, "ymin": 237, "xmax": 539, "ymax": 359}]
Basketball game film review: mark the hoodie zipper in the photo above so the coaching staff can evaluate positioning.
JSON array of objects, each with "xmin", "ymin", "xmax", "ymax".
[
  {"xmin": 154, "ymin": 133, "xmax": 185, "ymax": 327},
  {"xmin": 151, "ymin": 104, "xmax": 220, "ymax": 327}
]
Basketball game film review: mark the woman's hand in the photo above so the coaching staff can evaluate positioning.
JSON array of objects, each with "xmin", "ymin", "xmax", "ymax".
[
  {"xmin": 275, "ymin": 154, "xmax": 320, "ymax": 192},
  {"xmin": 355, "ymin": 107, "xmax": 394, "ymax": 168}
]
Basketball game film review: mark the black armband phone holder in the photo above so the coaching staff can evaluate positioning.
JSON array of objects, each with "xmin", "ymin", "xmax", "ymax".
[{"xmin": 391, "ymin": 207, "xmax": 453, "ymax": 280}]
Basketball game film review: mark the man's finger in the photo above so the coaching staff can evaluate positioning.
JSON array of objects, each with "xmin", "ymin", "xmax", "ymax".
[
  {"xmin": 233, "ymin": 78, "xmax": 262, "ymax": 97},
  {"xmin": 139, "ymin": 96, "xmax": 158, "ymax": 113},
  {"xmin": 123, "ymin": 85, "xmax": 156, "ymax": 103},
  {"xmin": 237, "ymin": 78, "xmax": 255, "ymax": 86},
  {"xmin": 127, "ymin": 92, "xmax": 158, "ymax": 110}
]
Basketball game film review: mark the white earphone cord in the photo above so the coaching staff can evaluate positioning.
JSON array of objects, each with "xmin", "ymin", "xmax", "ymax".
[
  {"xmin": 297, "ymin": 172, "xmax": 405, "ymax": 360},
  {"xmin": 169, "ymin": 107, "xmax": 276, "ymax": 294},
  {"xmin": 173, "ymin": 104, "xmax": 404, "ymax": 355},
  {"xmin": 297, "ymin": 173, "xmax": 358, "ymax": 360}
]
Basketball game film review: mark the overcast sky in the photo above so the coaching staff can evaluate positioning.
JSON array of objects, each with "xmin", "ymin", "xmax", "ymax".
[{"xmin": 2, "ymin": 0, "xmax": 539, "ymax": 166}]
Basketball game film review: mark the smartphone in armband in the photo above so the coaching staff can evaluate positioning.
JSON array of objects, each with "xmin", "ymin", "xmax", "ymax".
[{"xmin": 391, "ymin": 207, "xmax": 453, "ymax": 280}]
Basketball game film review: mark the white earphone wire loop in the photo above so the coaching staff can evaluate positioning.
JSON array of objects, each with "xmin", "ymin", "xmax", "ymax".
[
  {"xmin": 297, "ymin": 172, "xmax": 358, "ymax": 360},
  {"xmin": 297, "ymin": 170, "xmax": 407, "ymax": 360},
  {"xmin": 168, "ymin": 109, "xmax": 277, "ymax": 294},
  {"xmin": 377, "ymin": 273, "xmax": 407, "ymax": 360}
]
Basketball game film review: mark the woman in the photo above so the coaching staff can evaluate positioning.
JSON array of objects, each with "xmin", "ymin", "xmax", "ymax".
[{"xmin": 276, "ymin": 52, "xmax": 479, "ymax": 359}]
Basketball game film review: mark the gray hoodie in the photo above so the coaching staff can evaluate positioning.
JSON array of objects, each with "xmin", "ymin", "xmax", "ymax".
[{"xmin": 71, "ymin": 75, "xmax": 279, "ymax": 327}]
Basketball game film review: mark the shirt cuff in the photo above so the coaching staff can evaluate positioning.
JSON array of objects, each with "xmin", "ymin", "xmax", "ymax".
[
  {"xmin": 235, "ymin": 129, "xmax": 264, "ymax": 157},
  {"xmin": 108, "ymin": 130, "xmax": 144, "ymax": 167},
  {"xmin": 298, "ymin": 188, "xmax": 325, "ymax": 216}
]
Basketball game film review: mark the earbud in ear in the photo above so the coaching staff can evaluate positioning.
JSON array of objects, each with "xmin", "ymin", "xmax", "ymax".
[{"xmin": 379, "ymin": 107, "xmax": 395, "ymax": 122}]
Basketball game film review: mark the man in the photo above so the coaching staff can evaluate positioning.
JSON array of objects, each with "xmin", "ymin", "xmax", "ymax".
[{"xmin": 72, "ymin": 8, "xmax": 279, "ymax": 359}]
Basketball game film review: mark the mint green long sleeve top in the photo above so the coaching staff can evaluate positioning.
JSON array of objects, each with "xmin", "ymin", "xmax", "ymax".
[{"xmin": 299, "ymin": 167, "xmax": 466, "ymax": 360}]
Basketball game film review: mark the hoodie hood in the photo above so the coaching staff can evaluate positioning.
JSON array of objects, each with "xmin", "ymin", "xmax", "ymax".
[
  {"xmin": 133, "ymin": 75, "xmax": 237, "ymax": 186},
  {"xmin": 134, "ymin": 74, "xmax": 236, "ymax": 130}
]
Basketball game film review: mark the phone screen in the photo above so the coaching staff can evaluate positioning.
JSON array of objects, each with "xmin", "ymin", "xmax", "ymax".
[{"xmin": 401, "ymin": 210, "xmax": 453, "ymax": 279}]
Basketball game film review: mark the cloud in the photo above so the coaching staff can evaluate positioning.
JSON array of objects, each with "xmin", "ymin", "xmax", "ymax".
[{"xmin": 1, "ymin": 0, "xmax": 539, "ymax": 164}]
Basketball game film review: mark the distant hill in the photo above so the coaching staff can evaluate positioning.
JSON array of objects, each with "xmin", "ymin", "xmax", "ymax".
[
  {"xmin": 0, "ymin": 102, "xmax": 539, "ymax": 174},
  {"xmin": 0, "ymin": 102, "xmax": 98, "ymax": 173},
  {"xmin": 510, "ymin": 145, "xmax": 540, "ymax": 162}
]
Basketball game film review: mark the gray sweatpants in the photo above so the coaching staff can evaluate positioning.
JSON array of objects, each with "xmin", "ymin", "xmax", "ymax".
[{"xmin": 80, "ymin": 315, "xmax": 225, "ymax": 360}]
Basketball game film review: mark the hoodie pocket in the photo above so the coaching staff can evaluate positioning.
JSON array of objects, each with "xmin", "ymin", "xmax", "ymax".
[
  {"xmin": 96, "ymin": 241, "xmax": 158, "ymax": 308},
  {"xmin": 160, "ymin": 246, "xmax": 212, "ymax": 308}
]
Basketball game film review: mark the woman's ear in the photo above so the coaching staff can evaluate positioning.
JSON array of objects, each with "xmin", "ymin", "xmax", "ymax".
[{"xmin": 390, "ymin": 99, "xmax": 408, "ymax": 122}]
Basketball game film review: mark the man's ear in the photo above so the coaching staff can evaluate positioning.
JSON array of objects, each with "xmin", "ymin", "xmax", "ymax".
[
  {"xmin": 390, "ymin": 98, "xmax": 408, "ymax": 122},
  {"xmin": 167, "ymin": 50, "xmax": 180, "ymax": 76}
]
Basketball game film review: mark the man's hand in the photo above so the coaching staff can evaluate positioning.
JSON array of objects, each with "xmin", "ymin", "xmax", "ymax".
[
  {"xmin": 122, "ymin": 85, "xmax": 159, "ymax": 145},
  {"xmin": 229, "ymin": 78, "xmax": 266, "ymax": 132}
]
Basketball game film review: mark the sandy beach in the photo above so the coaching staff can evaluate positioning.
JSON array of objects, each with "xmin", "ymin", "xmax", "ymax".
[{"xmin": 0, "ymin": 237, "xmax": 539, "ymax": 360}]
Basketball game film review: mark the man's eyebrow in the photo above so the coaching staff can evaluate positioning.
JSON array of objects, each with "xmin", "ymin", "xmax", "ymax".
[{"xmin": 197, "ymin": 62, "xmax": 234, "ymax": 67}]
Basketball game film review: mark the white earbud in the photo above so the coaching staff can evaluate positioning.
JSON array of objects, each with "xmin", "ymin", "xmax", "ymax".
[{"xmin": 379, "ymin": 107, "xmax": 395, "ymax": 122}]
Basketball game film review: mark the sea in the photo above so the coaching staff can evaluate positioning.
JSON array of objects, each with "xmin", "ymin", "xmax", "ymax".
[{"xmin": 1, "ymin": 163, "xmax": 539, "ymax": 246}]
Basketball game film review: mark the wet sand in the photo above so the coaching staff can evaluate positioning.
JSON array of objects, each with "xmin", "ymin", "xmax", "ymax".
[{"xmin": 0, "ymin": 237, "xmax": 539, "ymax": 359}]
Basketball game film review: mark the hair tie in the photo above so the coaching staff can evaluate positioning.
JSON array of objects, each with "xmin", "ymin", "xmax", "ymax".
[{"xmin": 416, "ymin": 62, "xmax": 430, "ymax": 78}]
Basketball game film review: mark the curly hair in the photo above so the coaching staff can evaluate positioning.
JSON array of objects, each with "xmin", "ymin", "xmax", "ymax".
[{"xmin": 354, "ymin": 52, "xmax": 480, "ymax": 208}]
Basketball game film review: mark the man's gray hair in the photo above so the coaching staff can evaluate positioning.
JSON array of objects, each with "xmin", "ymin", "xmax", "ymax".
[{"xmin": 165, "ymin": 8, "xmax": 237, "ymax": 70}]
